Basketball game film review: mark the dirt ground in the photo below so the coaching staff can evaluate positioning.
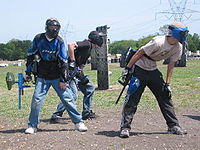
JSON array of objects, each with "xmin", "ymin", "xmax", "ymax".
[{"xmin": 0, "ymin": 107, "xmax": 199, "ymax": 150}]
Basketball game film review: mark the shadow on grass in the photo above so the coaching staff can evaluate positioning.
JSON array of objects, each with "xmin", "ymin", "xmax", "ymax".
[
  {"xmin": 183, "ymin": 115, "xmax": 200, "ymax": 121},
  {"xmin": 96, "ymin": 130, "xmax": 168, "ymax": 137},
  {"xmin": 0, "ymin": 128, "xmax": 25, "ymax": 134},
  {"xmin": 40, "ymin": 117, "xmax": 71, "ymax": 124},
  {"xmin": 0, "ymin": 128, "xmax": 75, "ymax": 134},
  {"xmin": 0, "ymin": 117, "xmax": 73, "ymax": 134}
]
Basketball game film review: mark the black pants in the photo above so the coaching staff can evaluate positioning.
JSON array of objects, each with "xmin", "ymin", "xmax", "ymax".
[{"xmin": 120, "ymin": 65, "xmax": 180, "ymax": 130}]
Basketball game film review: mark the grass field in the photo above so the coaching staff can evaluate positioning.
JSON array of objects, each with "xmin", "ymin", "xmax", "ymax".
[{"xmin": 0, "ymin": 60, "xmax": 199, "ymax": 122}]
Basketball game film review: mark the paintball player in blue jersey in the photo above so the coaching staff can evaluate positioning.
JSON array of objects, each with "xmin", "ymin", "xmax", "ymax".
[
  {"xmin": 24, "ymin": 18, "xmax": 87, "ymax": 134},
  {"xmin": 50, "ymin": 31, "xmax": 103, "ymax": 121}
]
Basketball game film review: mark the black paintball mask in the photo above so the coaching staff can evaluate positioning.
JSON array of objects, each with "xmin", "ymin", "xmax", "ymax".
[
  {"xmin": 88, "ymin": 31, "xmax": 103, "ymax": 47},
  {"xmin": 45, "ymin": 18, "xmax": 61, "ymax": 39}
]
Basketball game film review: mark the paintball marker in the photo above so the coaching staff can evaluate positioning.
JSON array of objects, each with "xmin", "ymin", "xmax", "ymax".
[
  {"xmin": 115, "ymin": 73, "xmax": 140, "ymax": 105},
  {"xmin": 67, "ymin": 67, "xmax": 82, "ymax": 82},
  {"xmin": 115, "ymin": 72, "xmax": 132, "ymax": 105},
  {"xmin": 6, "ymin": 72, "xmax": 31, "ymax": 109},
  {"xmin": 68, "ymin": 67, "xmax": 89, "ymax": 85}
]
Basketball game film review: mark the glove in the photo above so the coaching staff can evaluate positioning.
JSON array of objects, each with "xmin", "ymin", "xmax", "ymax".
[
  {"xmin": 122, "ymin": 66, "xmax": 130, "ymax": 74},
  {"xmin": 162, "ymin": 83, "xmax": 172, "ymax": 99},
  {"xmin": 24, "ymin": 75, "xmax": 32, "ymax": 82},
  {"xmin": 76, "ymin": 72, "xmax": 89, "ymax": 85},
  {"xmin": 120, "ymin": 66, "xmax": 133, "ymax": 85},
  {"xmin": 60, "ymin": 62, "xmax": 69, "ymax": 82},
  {"xmin": 69, "ymin": 60, "xmax": 76, "ymax": 70}
]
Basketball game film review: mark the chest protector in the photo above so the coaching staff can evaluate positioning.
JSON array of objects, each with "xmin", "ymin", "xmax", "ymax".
[
  {"xmin": 74, "ymin": 40, "xmax": 92, "ymax": 66},
  {"xmin": 33, "ymin": 33, "xmax": 63, "ymax": 80}
]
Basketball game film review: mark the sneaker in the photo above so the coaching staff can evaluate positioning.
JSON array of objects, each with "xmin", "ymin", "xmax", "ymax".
[
  {"xmin": 82, "ymin": 111, "xmax": 98, "ymax": 120},
  {"xmin": 168, "ymin": 126, "xmax": 187, "ymax": 135},
  {"xmin": 119, "ymin": 129, "xmax": 129, "ymax": 138},
  {"xmin": 82, "ymin": 113, "xmax": 90, "ymax": 120},
  {"xmin": 50, "ymin": 114, "xmax": 63, "ymax": 123},
  {"xmin": 25, "ymin": 127, "xmax": 37, "ymax": 134},
  {"xmin": 89, "ymin": 111, "xmax": 97, "ymax": 119},
  {"xmin": 74, "ymin": 122, "xmax": 88, "ymax": 132},
  {"xmin": 51, "ymin": 113, "xmax": 63, "ymax": 120}
]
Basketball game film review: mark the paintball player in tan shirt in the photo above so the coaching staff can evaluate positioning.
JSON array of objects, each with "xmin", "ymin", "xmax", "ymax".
[{"xmin": 119, "ymin": 22, "xmax": 189, "ymax": 138}]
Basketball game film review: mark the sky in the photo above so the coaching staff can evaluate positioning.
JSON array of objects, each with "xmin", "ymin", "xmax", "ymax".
[{"xmin": 0, "ymin": 0, "xmax": 200, "ymax": 44}]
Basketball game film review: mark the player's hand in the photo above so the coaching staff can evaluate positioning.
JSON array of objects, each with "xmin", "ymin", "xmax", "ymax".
[
  {"xmin": 59, "ymin": 82, "xmax": 67, "ymax": 91},
  {"xmin": 24, "ymin": 75, "xmax": 32, "ymax": 82},
  {"xmin": 69, "ymin": 60, "xmax": 76, "ymax": 70},
  {"xmin": 162, "ymin": 83, "xmax": 172, "ymax": 99}
]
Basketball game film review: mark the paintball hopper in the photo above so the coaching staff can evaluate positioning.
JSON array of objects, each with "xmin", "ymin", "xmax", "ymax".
[
  {"xmin": 6, "ymin": 72, "xmax": 15, "ymax": 90},
  {"xmin": 127, "ymin": 77, "xmax": 140, "ymax": 95},
  {"xmin": 5, "ymin": 72, "xmax": 30, "ymax": 109}
]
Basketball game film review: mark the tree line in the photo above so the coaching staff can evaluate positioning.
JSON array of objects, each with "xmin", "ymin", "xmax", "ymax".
[
  {"xmin": 109, "ymin": 33, "xmax": 200, "ymax": 55},
  {"xmin": 0, "ymin": 33, "xmax": 200, "ymax": 61},
  {"xmin": 0, "ymin": 39, "xmax": 31, "ymax": 61}
]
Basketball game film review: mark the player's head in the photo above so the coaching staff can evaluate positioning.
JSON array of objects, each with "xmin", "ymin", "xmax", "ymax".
[
  {"xmin": 167, "ymin": 22, "xmax": 189, "ymax": 43},
  {"xmin": 88, "ymin": 31, "xmax": 103, "ymax": 47},
  {"xmin": 45, "ymin": 18, "xmax": 61, "ymax": 38}
]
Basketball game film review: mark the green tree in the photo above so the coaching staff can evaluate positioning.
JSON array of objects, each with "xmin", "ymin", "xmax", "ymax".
[
  {"xmin": 108, "ymin": 35, "xmax": 156, "ymax": 55},
  {"xmin": 108, "ymin": 40, "xmax": 138, "ymax": 55},
  {"xmin": 0, "ymin": 39, "xmax": 31, "ymax": 60},
  {"xmin": 159, "ymin": 24, "xmax": 168, "ymax": 35},
  {"xmin": 187, "ymin": 33, "xmax": 200, "ymax": 52}
]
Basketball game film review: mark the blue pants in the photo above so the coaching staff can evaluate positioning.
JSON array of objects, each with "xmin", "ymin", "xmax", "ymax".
[
  {"xmin": 53, "ymin": 80, "xmax": 95, "ymax": 117},
  {"xmin": 28, "ymin": 78, "xmax": 83, "ymax": 128}
]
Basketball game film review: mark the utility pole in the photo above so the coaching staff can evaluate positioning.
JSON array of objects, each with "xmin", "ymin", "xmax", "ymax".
[
  {"xmin": 95, "ymin": 25, "xmax": 109, "ymax": 90},
  {"xmin": 157, "ymin": 0, "xmax": 199, "ymax": 67}
]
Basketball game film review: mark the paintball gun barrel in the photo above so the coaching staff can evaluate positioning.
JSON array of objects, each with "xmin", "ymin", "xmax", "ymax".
[{"xmin": 115, "ymin": 73, "xmax": 132, "ymax": 104}]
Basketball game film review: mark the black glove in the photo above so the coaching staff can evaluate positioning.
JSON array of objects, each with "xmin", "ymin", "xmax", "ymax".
[
  {"xmin": 120, "ymin": 66, "xmax": 133, "ymax": 85},
  {"xmin": 25, "ymin": 75, "xmax": 32, "ymax": 82},
  {"xmin": 162, "ymin": 83, "xmax": 172, "ymax": 99},
  {"xmin": 69, "ymin": 60, "xmax": 76, "ymax": 70},
  {"xmin": 60, "ymin": 62, "xmax": 69, "ymax": 82},
  {"xmin": 76, "ymin": 72, "xmax": 89, "ymax": 85}
]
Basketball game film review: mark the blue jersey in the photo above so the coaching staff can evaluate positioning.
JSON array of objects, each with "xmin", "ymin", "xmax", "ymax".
[{"xmin": 26, "ymin": 33, "xmax": 68, "ymax": 80}]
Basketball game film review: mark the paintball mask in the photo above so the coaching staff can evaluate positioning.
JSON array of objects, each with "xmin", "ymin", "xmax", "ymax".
[
  {"xmin": 168, "ymin": 22, "xmax": 189, "ymax": 43},
  {"xmin": 88, "ymin": 31, "xmax": 103, "ymax": 47},
  {"xmin": 45, "ymin": 18, "xmax": 61, "ymax": 39}
]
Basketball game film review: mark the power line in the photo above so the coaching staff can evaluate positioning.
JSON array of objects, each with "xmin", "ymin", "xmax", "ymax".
[
  {"xmin": 108, "ymin": 3, "xmax": 161, "ymax": 26},
  {"xmin": 60, "ymin": 21, "xmax": 74, "ymax": 44},
  {"xmin": 156, "ymin": 0, "xmax": 200, "ymax": 22}
]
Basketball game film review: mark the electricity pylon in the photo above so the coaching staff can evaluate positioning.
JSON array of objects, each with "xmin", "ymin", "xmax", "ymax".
[
  {"xmin": 156, "ymin": 0, "xmax": 199, "ymax": 67},
  {"xmin": 156, "ymin": 0, "xmax": 199, "ymax": 22}
]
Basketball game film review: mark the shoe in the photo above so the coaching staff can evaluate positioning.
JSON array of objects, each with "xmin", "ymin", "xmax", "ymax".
[
  {"xmin": 82, "ymin": 111, "xmax": 98, "ymax": 120},
  {"xmin": 82, "ymin": 113, "xmax": 90, "ymax": 120},
  {"xmin": 89, "ymin": 111, "xmax": 97, "ymax": 119},
  {"xmin": 119, "ymin": 129, "xmax": 129, "ymax": 138},
  {"xmin": 50, "ymin": 114, "xmax": 63, "ymax": 124},
  {"xmin": 168, "ymin": 126, "xmax": 187, "ymax": 135},
  {"xmin": 51, "ymin": 113, "xmax": 63, "ymax": 120},
  {"xmin": 25, "ymin": 127, "xmax": 37, "ymax": 134},
  {"xmin": 74, "ymin": 122, "xmax": 88, "ymax": 132}
]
